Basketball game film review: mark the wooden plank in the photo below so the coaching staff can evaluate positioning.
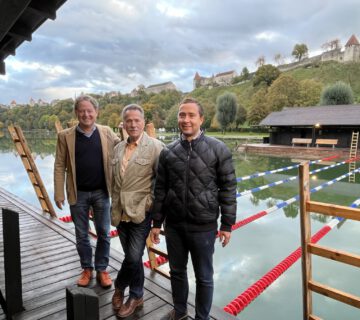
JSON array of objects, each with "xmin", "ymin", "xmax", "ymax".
[
  {"xmin": 309, "ymin": 280, "xmax": 360, "ymax": 308},
  {"xmin": 309, "ymin": 315, "xmax": 322, "ymax": 320},
  {"xmin": 308, "ymin": 243, "xmax": 360, "ymax": 267},
  {"xmin": 299, "ymin": 162, "xmax": 313, "ymax": 319},
  {"xmin": 307, "ymin": 201, "xmax": 360, "ymax": 221}
]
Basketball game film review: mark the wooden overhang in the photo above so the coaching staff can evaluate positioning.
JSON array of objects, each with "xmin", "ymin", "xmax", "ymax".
[{"xmin": 0, "ymin": 0, "xmax": 67, "ymax": 75}]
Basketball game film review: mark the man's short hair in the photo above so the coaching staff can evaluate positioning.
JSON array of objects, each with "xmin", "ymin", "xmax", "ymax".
[
  {"xmin": 179, "ymin": 97, "xmax": 204, "ymax": 117},
  {"xmin": 122, "ymin": 104, "xmax": 145, "ymax": 120},
  {"xmin": 74, "ymin": 95, "xmax": 99, "ymax": 111}
]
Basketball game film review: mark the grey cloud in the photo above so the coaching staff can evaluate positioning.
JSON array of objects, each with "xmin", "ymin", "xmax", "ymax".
[{"xmin": 1, "ymin": 0, "xmax": 360, "ymax": 104}]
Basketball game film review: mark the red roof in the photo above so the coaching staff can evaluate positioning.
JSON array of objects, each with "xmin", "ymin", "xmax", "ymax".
[
  {"xmin": 194, "ymin": 72, "xmax": 201, "ymax": 80},
  {"xmin": 345, "ymin": 34, "xmax": 360, "ymax": 47}
]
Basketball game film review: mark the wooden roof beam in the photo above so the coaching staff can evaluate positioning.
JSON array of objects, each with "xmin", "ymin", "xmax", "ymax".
[
  {"xmin": 0, "ymin": 60, "xmax": 5, "ymax": 75},
  {"xmin": 8, "ymin": 23, "xmax": 32, "ymax": 42},
  {"xmin": 27, "ymin": 0, "xmax": 58, "ymax": 20}
]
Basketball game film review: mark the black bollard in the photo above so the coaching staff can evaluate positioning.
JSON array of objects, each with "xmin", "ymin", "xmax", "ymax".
[{"xmin": 66, "ymin": 287, "xmax": 99, "ymax": 320}]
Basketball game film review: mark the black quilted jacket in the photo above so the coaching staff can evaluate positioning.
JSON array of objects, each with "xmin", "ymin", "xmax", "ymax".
[{"xmin": 152, "ymin": 132, "xmax": 237, "ymax": 232}]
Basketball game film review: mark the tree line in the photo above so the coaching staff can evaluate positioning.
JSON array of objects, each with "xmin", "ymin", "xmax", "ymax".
[{"xmin": 0, "ymin": 62, "xmax": 356, "ymax": 132}]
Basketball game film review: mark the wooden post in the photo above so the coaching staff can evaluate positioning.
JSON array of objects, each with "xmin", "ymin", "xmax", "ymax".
[
  {"xmin": 2, "ymin": 208, "xmax": 24, "ymax": 316},
  {"xmin": 299, "ymin": 162, "xmax": 312, "ymax": 320},
  {"xmin": 66, "ymin": 287, "xmax": 99, "ymax": 320}
]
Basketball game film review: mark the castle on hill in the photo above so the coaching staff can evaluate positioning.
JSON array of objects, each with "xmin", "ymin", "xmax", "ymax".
[{"xmin": 278, "ymin": 34, "xmax": 360, "ymax": 72}]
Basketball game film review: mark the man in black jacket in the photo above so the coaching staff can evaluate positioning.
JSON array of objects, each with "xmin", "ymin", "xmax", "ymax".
[{"xmin": 150, "ymin": 98, "xmax": 237, "ymax": 320}]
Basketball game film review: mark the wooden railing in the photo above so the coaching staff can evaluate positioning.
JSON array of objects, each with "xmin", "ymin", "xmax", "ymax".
[{"xmin": 299, "ymin": 162, "xmax": 360, "ymax": 320}]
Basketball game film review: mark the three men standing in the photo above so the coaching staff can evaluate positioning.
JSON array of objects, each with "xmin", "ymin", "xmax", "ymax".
[
  {"xmin": 111, "ymin": 104, "xmax": 164, "ymax": 318},
  {"xmin": 150, "ymin": 98, "xmax": 237, "ymax": 320},
  {"xmin": 54, "ymin": 95, "xmax": 120, "ymax": 288}
]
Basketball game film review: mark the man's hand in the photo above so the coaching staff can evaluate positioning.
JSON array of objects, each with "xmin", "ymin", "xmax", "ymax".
[
  {"xmin": 55, "ymin": 200, "xmax": 64, "ymax": 210},
  {"xmin": 150, "ymin": 227, "xmax": 161, "ymax": 244},
  {"xmin": 219, "ymin": 231, "xmax": 231, "ymax": 247}
]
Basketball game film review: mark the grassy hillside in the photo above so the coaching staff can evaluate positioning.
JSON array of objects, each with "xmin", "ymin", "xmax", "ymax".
[{"xmin": 190, "ymin": 61, "xmax": 360, "ymax": 109}]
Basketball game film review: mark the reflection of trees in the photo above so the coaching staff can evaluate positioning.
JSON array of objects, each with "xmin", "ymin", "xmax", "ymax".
[
  {"xmin": 250, "ymin": 195, "xmax": 260, "ymax": 206},
  {"xmin": 0, "ymin": 131, "xmax": 57, "ymax": 156},
  {"xmin": 283, "ymin": 203, "xmax": 299, "ymax": 218},
  {"xmin": 266, "ymin": 198, "xmax": 277, "ymax": 208},
  {"xmin": 311, "ymin": 213, "xmax": 329, "ymax": 224}
]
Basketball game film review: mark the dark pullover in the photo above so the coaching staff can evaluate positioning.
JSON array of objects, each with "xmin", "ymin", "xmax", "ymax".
[{"xmin": 75, "ymin": 129, "xmax": 106, "ymax": 192}]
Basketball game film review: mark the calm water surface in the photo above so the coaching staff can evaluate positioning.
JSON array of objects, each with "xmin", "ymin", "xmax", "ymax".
[{"xmin": 0, "ymin": 131, "xmax": 359, "ymax": 319}]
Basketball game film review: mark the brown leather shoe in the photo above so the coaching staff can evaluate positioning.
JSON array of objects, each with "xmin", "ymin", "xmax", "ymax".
[
  {"xmin": 96, "ymin": 271, "xmax": 112, "ymax": 288},
  {"xmin": 77, "ymin": 268, "xmax": 93, "ymax": 287},
  {"xmin": 167, "ymin": 309, "xmax": 188, "ymax": 320},
  {"xmin": 117, "ymin": 297, "xmax": 143, "ymax": 318},
  {"xmin": 112, "ymin": 288, "xmax": 124, "ymax": 311}
]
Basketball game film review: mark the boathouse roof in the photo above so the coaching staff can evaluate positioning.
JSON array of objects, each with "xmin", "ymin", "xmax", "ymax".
[
  {"xmin": 260, "ymin": 105, "xmax": 360, "ymax": 126},
  {"xmin": 0, "ymin": 0, "xmax": 67, "ymax": 75}
]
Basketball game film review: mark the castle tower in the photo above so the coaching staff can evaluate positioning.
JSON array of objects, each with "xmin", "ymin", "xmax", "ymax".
[
  {"xmin": 193, "ymin": 72, "xmax": 202, "ymax": 89},
  {"xmin": 344, "ymin": 34, "xmax": 360, "ymax": 62}
]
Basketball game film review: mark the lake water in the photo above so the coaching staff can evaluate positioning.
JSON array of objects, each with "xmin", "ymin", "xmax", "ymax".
[{"xmin": 0, "ymin": 131, "xmax": 359, "ymax": 319}]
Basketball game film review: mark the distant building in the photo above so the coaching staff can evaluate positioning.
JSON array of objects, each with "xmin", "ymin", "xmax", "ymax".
[
  {"xmin": 131, "ymin": 82, "xmax": 177, "ymax": 96},
  {"xmin": 37, "ymin": 99, "xmax": 49, "ymax": 106},
  {"xmin": 10, "ymin": 100, "xmax": 17, "ymax": 109},
  {"xmin": 193, "ymin": 70, "xmax": 237, "ymax": 89},
  {"xmin": 144, "ymin": 81, "xmax": 177, "ymax": 94},
  {"xmin": 29, "ymin": 97, "xmax": 36, "ymax": 106}
]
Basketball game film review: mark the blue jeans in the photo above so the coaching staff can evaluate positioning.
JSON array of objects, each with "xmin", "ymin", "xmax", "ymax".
[
  {"xmin": 70, "ymin": 189, "xmax": 110, "ymax": 271},
  {"xmin": 115, "ymin": 213, "xmax": 151, "ymax": 299},
  {"xmin": 165, "ymin": 225, "xmax": 216, "ymax": 320}
]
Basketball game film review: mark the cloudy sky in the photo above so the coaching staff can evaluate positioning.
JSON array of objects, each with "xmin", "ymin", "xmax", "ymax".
[{"xmin": 1, "ymin": 0, "xmax": 360, "ymax": 105}]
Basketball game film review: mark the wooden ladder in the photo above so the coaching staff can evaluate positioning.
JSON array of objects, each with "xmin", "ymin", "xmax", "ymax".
[
  {"xmin": 8, "ymin": 125, "xmax": 57, "ymax": 217},
  {"xmin": 349, "ymin": 131, "xmax": 359, "ymax": 182},
  {"xmin": 144, "ymin": 122, "xmax": 170, "ymax": 279},
  {"xmin": 299, "ymin": 162, "xmax": 360, "ymax": 320}
]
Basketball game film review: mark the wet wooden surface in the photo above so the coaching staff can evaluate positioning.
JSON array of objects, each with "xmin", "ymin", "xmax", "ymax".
[{"xmin": 0, "ymin": 187, "xmax": 236, "ymax": 319}]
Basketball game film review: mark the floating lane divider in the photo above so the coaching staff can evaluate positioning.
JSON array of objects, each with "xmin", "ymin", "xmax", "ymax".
[
  {"xmin": 232, "ymin": 166, "xmax": 360, "ymax": 231},
  {"xmin": 223, "ymin": 198, "xmax": 360, "ymax": 316},
  {"xmin": 236, "ymin": 155, "xmax": 340, "ymax": 182},
  {"xmin": 237, "ymin": 156, "xmax": 359, "ymax": 198}
]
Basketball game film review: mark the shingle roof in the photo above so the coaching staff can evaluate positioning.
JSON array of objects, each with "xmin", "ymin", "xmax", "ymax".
[{"xmin": 260, "ymin": 105, "xmax": 360, "ymax": 126}]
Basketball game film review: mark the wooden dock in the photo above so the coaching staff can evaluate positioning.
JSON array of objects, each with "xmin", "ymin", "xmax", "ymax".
[{"xmin": 0, "ymin": 187, "xmax": 236, "ymax": 320}]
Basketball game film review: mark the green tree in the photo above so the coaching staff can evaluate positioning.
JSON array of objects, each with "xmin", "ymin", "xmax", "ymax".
[
  {"xmin": 248, "ymin": 88, "xmax": 269, "ymax": 125},
  {"xmin": 320, "ymin": 81, "xmax": 354, "ymax": 105},
  {"xmin": 266, "ymin": 75, "xmax": 300, "ymax": 111},
  {"xmin": 235, "ymin": 105, "xmax": 247, "ymax": 129},
  {"xmin": 216, "ymin": 92, "xmax": 238, "ymax": 133},
  {"xmin": 292, "ymin": 43, "xmax": 308, "ymax": 61},
  {"xmin": 165, "ymin": 104, "xmax": 179, "ymax": 129},
  {"xmin": 297, "ymin": 79, "xmax": 323, "ymax": 106},
  {"xmin": 253, "ymin": 64, "xmax": 281, "ymax": 87}
]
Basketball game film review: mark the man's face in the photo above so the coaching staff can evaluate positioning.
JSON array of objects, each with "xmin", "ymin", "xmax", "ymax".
[
  {"xmin": 75, "ymin": 100, "xmax": 98, "ymax": 130},
  {"xmin": 178, "ymin": 102, "xmax": 204, "ymax": 140},
  {"xmin": 123, "ymin": 109, "xmax": 145, "ymax": 141}
]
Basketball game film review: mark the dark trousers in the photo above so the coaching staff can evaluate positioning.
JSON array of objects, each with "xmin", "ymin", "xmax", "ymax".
[
  {"xmin": 165, "ymin": 224, "xmax": 216, "ymax": 320},
  {"xmin": 115, "ymin": 213, "xmax": 151, "ymax": 299}
]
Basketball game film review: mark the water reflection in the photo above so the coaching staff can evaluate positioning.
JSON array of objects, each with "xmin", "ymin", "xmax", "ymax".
[{"xmin": 0, "ymin": 131, "xmax": 359, "ymax": 319}]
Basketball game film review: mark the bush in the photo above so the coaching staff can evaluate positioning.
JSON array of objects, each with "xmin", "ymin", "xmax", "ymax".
[{"xmin": 320, "ymin": 81, "xmax": 354, "ymax": 105}]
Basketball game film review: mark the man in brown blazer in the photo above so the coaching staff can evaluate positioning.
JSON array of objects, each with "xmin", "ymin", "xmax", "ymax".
[
  {"xmin": 111, "ymin": 104, "xmax": 164, "ymax": 318},
  {"xmin": 54, "ymin": 95, "xmax": 120, "ymax": 288}
]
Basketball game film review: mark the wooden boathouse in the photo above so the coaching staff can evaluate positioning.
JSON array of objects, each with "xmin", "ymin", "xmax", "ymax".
[{"xmin": 259, "ymin": 105, "xmax": 360, "ymax": 148}]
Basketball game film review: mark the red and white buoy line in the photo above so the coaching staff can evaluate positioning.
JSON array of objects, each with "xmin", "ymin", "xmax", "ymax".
[
  {"xmin": 236, "ymin": 155, "xmax": 340, "ymax": 182},
  {"xmin": 232, "ymin": 159, "xmax": 360, "ymax": 231},
  {"xmin": 223, "ymin": 198, "xmax": 360, "ymax": 316},
  {"xmin": 237, "ymin": 156, "xmax": 358, "ymax": 198}
]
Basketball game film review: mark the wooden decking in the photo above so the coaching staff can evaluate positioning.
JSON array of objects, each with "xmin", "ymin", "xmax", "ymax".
[{"xmin": 0, "ymin": 187, "xmax": 236, "ymax": 320}]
